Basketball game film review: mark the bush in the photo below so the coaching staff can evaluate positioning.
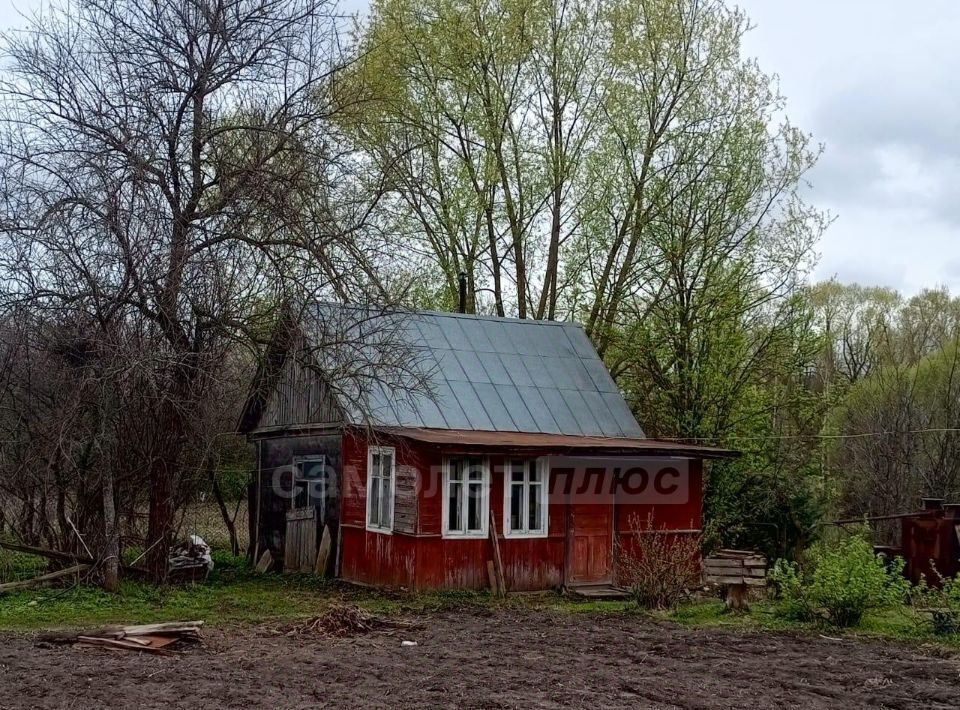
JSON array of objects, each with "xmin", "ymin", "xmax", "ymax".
[
  {"xmin": 910, "ymin": 570, "xmax": 960, "ymax": 635},
  {"xmin": 770, "ymin": 535, "xmax": 909, "ymax": 627},
  {"xmin": 617, "ymin": 513, "xmax": 702, "ymax": 610}
]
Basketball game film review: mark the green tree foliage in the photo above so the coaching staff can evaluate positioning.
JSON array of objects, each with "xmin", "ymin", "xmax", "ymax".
[
  {"xmin": 826, "ymin": 338, "xmax": 960, "ymax": 533},
  {"xmin": 345, "ymin": 0, "xmax": 828, "ymax": 557}
]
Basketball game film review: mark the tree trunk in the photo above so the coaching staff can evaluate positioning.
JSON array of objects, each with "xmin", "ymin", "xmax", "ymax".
[{"xmin": 101, "ymin": 468, "xmax": 120, "ymax": 593}]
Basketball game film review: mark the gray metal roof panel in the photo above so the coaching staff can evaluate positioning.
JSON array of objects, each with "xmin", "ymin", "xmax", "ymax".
[
  {"xmin": 491, "ymin": 384, "xmax": 540, "ymax": 432},
  {"xmin": 520, "ymin": 355, "xmax": 555, "ymax": 389},
  {"xmin": 308, "ymin": 305, "xmax": 644, "ymax": 438},
  {"xmin": 470, "ymin": 382, "xmax": 519, "ymax": 432},
  {"xmin": 479, "ymin": 352, "xmax": 514, "ymax": 386},
  {"xmin": 579, "ymin": 389, "xmax": 626, "ymax": 437},
  {"xmin": 562, "ymin": 323, "xmax": 601, "ymax": 359},
  {"xmin": 431, "ymin": 381, "xmax": 472, "ymax": 429},
  {"xmin": 564, "ymin": 389, "xmax": 606, "ymax": 436},
  {"xmin": 515, "ymin": 386, "xmax": 563, "ymax": 434},
  {"xmin": 453, "ymin": 349, "xmax": 491, "ymax": 384},
  {"xmin": 537, "ymin": 387, "xmax": 584, "ymax": 435},
  {"xmin": 433, "ymin": 348, "xmax": 468, "ymax": 382},
  {"xmin": 600, "ymin": 392, "xmax": 645, "ymax": 437},
  {"xmin": 582, "ymin": 356, "xmax": 620, "ymax": 393},
  {"xmin": 447, "ymin": 380, "xmax": 496, "ymax": 431},
  {"xmin": 503, "ymin": 353, "xmax": 536, "ymax": 388}
]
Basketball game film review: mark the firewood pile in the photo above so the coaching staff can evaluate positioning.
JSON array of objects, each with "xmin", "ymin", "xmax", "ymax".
[{"xmin": 38, "ymin": 621, "xmax": 204, "ymax": 656}]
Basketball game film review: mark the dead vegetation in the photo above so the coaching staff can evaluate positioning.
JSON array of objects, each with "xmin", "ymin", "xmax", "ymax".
[
  {"xmin": 282, "ymin": 605, "xmax": 418, "ymax": 639},
  {"xmin": 617, "ymin": 513, "xmax": 704, "ymax": 609}
]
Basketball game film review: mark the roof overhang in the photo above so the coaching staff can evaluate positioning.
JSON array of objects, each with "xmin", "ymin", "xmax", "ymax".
[{"xmin": 368, "ymin": 426, "xmax": 739, "ymax": 459}]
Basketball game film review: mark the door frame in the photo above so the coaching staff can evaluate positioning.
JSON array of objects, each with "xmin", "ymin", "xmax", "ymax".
[{"xmin": 563, "ymin": 478, "xmax": 615, "ymax": 586}]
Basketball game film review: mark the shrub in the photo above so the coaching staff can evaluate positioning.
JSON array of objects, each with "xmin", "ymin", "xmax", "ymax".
[
  {"xmin": 617, "ymin": 513, "xmax": 702, "ymax": 610},
  {"xmin": 770, "ymin": 535, "xmax": 909, "ymax": 628},
  {"xmin": 910, "ymin": 569, "xmax": 960, "ymax": 635}
]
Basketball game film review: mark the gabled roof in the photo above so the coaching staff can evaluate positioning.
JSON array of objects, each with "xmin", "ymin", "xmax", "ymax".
[
  {"xmin": 345, "ymin": 310, "xmax": 645, "ymax": 438},
  {"xmin": 240, "ymin": 305, "xmax": 644, "ymax": 439}
]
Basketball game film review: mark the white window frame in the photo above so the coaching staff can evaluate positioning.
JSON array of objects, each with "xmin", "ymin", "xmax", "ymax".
[
  {"xmin": 442, "ymin": 456, "xmax": 490, "ymax": 539},
  {"xmin": 291, "ymin": 455, "xmax": 327, "ymax": 513},
  {"xmin": 503, "ymin": 458, "xmax": 549, "ymax": 538},
  {"xmin": 366, "ymin": 446, "xmax": 396, "ymax": 534}
]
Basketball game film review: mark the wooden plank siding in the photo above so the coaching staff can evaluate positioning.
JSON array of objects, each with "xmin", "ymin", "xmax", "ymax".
[
  {"xmin": 255, "ymin": 432, "xmax": 342, "ymax": 572},
  {"xmin": 284, "ymin": 507, "xmax": 318, "ymax": 573},
  {"xmin": 259, "ymin": 347, "xmax": 342, "ymax": 430},
  {"xmin": 339, "ymin": 429, "xmax": 699, "ymax": 592}
]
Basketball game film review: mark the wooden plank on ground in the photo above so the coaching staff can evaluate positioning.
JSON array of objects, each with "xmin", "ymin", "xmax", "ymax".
[
  {"xmin": 255, "ymin": 549, "xmax": 273, "ymax": 574},
  {"xmin": 315, "ymin": 525, "xmax": 332, "ymax": 576}
]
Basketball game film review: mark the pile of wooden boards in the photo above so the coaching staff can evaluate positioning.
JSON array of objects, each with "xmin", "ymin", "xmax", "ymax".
[
  {"xmin": 704, "ymin": 549, "xmax": 767, "ymax": 610},
  {"xmin": 40, "ymin": 621, "xmax": 204, "ymax": 656}
]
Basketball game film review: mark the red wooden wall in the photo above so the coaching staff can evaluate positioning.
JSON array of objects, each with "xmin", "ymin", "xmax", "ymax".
[{"xmin": 338, "ymin": 429, "xmax": 703, "ymax": 592}]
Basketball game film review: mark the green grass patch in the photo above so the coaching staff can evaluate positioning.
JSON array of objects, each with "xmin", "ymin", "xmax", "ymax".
[
  {"xmin": 0, "ymin": 555, "xmax": 339, "ymax": 631},
  {"xmin": 667, "ymin": 597, "xmax": 960, "ymax": 650}
]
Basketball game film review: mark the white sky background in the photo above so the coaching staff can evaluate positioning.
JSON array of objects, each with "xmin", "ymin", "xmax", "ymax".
[{"xmin": 0, "ymin": 0, "xmax": 957, "ymax": 296}]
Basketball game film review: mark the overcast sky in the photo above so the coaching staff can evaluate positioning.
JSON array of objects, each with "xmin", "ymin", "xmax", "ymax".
[{"xmin": 0, "ymin": 0, "xmax": 956, "ymax": 295}]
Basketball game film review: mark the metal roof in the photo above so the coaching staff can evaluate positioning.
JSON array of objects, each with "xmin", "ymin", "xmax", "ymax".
[
  {"xmin": 321, "ymin": 308, "xmax": 645, "ymax": 438},
  {"xmin": 371, "ymin": 427, "xmax": 737, "ymax": 458}
]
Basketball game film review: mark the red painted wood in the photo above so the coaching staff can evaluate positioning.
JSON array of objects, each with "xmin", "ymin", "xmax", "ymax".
[
  {"xmin": 566, "ymin": 470, "xmax": 614, "ymax": 584},
  {"xmin": 337, "ymin": 428, "xmax": 704, "ymax": 592}
]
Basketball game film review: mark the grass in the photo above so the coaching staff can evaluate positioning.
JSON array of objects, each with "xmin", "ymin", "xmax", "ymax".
[
  {"xmin": 667, "ymin": 596, "xmax": 960, "ymax": 650},
  {"xmin": 1, "ymin": 551, "xmax": 958, "ymax": 652}
]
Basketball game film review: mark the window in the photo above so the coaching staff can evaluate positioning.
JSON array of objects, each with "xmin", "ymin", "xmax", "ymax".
[
  {"xmin": 443, "ymin": 457, "xmax": 489, "ymax": 537},
  {"xmin": 505, "ymin": 459, "xmax": 548, "ymax": 537},
  {"xmin": 292, "ymin": 456, "xmax": 326, "ymax": 513},
  {"xmin": 366, "ymin": 447, "xmax": 395, "ymax": 533}
]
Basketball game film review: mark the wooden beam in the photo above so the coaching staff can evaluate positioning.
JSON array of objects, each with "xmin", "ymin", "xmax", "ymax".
[
  {"xmin": 0, "ymin": 540, "xmax": 148, "ymax": 577},
  {"xmin": 0, "ymin": 541, "xmax": 86, "ymax": 564},
  {"xmin": 488, "ymin": 510, "xmax": 506, "ymax": 596},
  {"xmin": 0, "ymin": 564, "xmax": 90, "ymax": 594}
]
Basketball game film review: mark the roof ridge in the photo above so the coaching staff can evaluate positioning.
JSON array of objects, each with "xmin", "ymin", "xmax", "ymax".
[{"xmin": 411, "ymin": 309, "xmax": 581, "ymax": 327}]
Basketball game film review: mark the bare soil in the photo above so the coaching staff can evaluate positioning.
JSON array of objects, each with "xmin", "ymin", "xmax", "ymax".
[{"xmin": 1, "ymin": 609, "xmax": 958, "ymax": 709}]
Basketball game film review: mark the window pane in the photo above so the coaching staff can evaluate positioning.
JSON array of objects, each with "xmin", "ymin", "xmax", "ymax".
[
  {"xmin": 449, "ymin": 460, "xmax": 463, "ymax": 481},
  {"xmin": 467, "ymin": 460, "xmax": 483, "ymax": 481},
  {"xmin": 510, "ymin": 483, "xmax": 522, "ymax": 531},
  {"xmin": 369, "ymin": 476, "xmax": 381, "ymax": 527},
  {"xmin": 298, "ymin": 460, "xmax": 326, "ymax": 480},
  {"xmin": 381, "ymin": 452, "xmax": 393, "ymax": 479},
  {"xmin": 529, "ymin": 465, "xmax": 542, "ymax": 484},
  {"xmin": 381, "ymin": 472, "xmax": 392, "ymax": 529},
  {"xmin": 467, "ymin": 482, "xmax": 483, "ymax": 531},
  {"xmin": 448, "ymin": 480, "xmax": 463, "ymax": 531},
  {"xmin": 528, "ymin": 483, "xmax": 542, "ymax": 531}
]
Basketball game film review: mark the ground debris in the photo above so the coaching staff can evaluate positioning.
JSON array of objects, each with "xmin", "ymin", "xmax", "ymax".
[
  {"xmin": 37, "ymin": 621, "xmax": 203, "ymax": 656},
  {"xmin": 282, "ymin": 605, "xmax": 417, "ymax": 638}
]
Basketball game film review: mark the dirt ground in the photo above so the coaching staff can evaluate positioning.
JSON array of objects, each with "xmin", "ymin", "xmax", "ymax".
[{"xmin": 1, "ymin": 609, "xmax": 958, "ymax": 709}]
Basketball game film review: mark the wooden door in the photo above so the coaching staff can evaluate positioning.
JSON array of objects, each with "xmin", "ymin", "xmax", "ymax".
[
  {"xmin": 567, "ymin": 476, "xmax": 614, "ymax": 584},
  {"xmin": 284, "ymin": 507, "xmax": 318, "ymax": 573}
]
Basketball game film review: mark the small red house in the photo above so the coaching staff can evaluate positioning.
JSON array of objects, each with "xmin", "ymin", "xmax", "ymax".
[{"xmin": 240, "ymin": 307, "xmax": 735, "ymax": 592}]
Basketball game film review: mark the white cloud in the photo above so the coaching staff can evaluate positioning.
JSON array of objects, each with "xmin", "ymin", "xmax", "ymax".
[{"xmin": 738, "ymin": 0, "xmax": 960, "ymax": 295}]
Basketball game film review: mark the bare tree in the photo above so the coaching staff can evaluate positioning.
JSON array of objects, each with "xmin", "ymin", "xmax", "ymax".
[{"xmin": 0, "ymin": 0, "xmax": 400, "ymax": 582}]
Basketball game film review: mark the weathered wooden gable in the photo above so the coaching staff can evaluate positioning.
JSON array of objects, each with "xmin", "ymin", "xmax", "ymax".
[{"xmin": 259, "ymin": 349, "xmax": 343, "ymax": 430}]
